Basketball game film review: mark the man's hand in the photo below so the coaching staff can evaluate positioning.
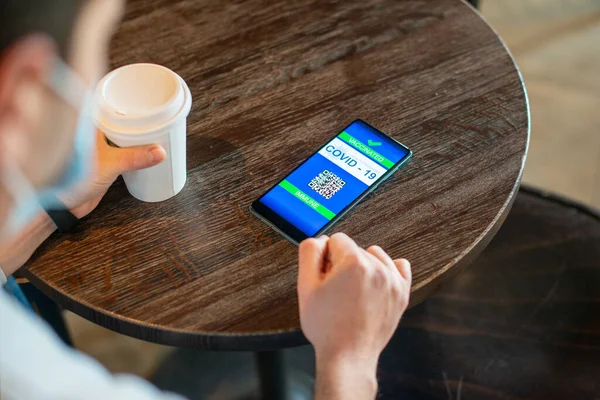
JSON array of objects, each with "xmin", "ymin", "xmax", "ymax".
[
  {"xmin": 298, "ymin": 233, "xmax": 412, "ymax": 400},
  {"xmin": 0, "ymin": 131, "xmax": 165, "ymax": 278},
  {"xmin": 61, "ymin": 131, "xmax": 166, "ymax": 218}
]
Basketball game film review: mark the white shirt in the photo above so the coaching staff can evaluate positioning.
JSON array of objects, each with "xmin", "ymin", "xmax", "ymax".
[{"xmin": 0, "ymin": 288, "xmax": 186, "ymax": 400}]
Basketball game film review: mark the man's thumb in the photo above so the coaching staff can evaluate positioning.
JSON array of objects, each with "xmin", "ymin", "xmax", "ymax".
[
  {"xmin": 112, "ymin": 144, "xmax": 166, "ymax": 174},
  {"xmin": 298, "ymin": 236, "xmax": 329, "ymax": 294}
]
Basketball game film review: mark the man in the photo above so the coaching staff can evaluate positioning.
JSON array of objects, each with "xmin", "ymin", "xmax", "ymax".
[{"xmin": 0, "ymin": 1, "xmax": 412, "ymax": 399}]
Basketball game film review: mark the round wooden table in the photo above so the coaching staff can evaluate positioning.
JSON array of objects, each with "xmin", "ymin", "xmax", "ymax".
[{"xmin": 25, "ymin": 0, "xmax": 528, "ymax": 353}]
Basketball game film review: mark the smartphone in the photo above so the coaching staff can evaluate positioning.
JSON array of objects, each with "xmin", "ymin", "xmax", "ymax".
[{"xmin": 250, "ymin": 119, "xmax": 412, "ymax": 245}]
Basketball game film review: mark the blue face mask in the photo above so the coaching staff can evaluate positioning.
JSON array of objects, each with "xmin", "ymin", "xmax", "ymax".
[{"xmin": 1, "ymin": 58, "xmax": 96, "ymax": 236}]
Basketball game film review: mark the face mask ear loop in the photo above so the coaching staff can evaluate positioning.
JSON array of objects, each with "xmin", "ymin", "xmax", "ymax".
[
  {"xmin": 48, "ymin": 57, "xmax": 88, "ymax": 110},
  {"xmin": 44, "ymin": 57, "xmax": 97, "ymax": 191},
  {"xmin": 0, "ymin": 153, "xmax": 42, "ymax": 237},
  {"xmin": 1, "ymin": 153, "xmax": 37, "ymax": 207}
]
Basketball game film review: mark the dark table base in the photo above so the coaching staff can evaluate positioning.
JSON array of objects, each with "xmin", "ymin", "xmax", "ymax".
[{"xmin": 151, "ymin": 347, "xmax": 315, "ymax": 400}]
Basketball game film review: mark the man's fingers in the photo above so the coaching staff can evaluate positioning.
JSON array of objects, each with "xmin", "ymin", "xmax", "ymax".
[
  {"xmin": 393, "ymin": 258, "xmax": 412, "ymax": 283},
  {"xmin": 96, "ymin": 130, "xmax": 107, "ymax": 144},
  {"xmin": 366, "ymin": 245, "xmax": 395, "ymax": 269},
  {"xmin": 110, "ymin": 144, "xmax": 166, "ymax": 174},
  {"xmin": 327, "ymin": 233, "xmax": 359, "ymax": 265},
  {"xmin": 298, "ymin": 236, "xmax": 328, "ymax": 293}
]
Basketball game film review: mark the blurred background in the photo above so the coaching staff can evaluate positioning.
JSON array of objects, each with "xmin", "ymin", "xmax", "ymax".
[
  {"xmin": 482, "ymin": 0, "xmax": 600, "ymax": 208},
  {"xmin": 63, "ymin": 0, "xmax": 600, "ymax": 381}
]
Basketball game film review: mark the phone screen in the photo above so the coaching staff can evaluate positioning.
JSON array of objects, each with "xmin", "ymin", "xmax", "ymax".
[{"xmin": 252, "ymin": 120, "xmax": 411, "ymax": 243}]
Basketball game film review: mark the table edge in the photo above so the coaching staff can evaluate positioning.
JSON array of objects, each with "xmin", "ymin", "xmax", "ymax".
[{"xmin": 22, "ymin": 1, "xmax": 532, "ymax": 351}]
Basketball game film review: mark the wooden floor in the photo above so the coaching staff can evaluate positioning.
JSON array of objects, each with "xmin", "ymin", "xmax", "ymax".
[{"xmin": 63, "ymin": 0, "xmax": 600, "ymax": 384}]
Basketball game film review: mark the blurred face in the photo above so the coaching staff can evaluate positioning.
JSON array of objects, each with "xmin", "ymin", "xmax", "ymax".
[{"xmin": 0, "ymin": 0, "xmax": 124, "ymax": 226}]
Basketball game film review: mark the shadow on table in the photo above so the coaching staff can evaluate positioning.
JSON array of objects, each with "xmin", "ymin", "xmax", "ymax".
[{"xmin": 58, "ymin": 135, "xmax": 243, "ymax": 242}]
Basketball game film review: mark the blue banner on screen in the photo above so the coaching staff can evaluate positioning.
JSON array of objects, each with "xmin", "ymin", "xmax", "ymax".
[{"xmin": 259, "ymin": 120, "xmax": 410, "ymax": 236}]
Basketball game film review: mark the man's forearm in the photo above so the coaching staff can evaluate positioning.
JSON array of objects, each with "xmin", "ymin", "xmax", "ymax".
[
  {"xmin": 315, "ymin": 353, "xmax": 378, "ymax": 400},
  {"xmin": 0, "ymin": 212, "xmax": 56, "ymax": 277}
]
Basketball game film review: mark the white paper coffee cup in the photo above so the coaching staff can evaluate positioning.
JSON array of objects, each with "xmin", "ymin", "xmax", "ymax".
[{"xmin": 94, "ymin": 63, "xmax": 192, "ymax": 202}]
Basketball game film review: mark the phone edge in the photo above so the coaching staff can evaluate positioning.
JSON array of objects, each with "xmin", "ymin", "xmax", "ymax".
[
  {"xmin": 249, "ymin": 205, "xmax": 301, "ymax": 246},
  {"xmin": 249, "ymin": 119, "xmax": 413, "ymax": 244}
]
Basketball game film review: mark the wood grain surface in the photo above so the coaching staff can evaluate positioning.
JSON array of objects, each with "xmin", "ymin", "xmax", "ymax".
[{"xmin": 24, "ymin": 0, "xmax": 529, "ymax": 350}]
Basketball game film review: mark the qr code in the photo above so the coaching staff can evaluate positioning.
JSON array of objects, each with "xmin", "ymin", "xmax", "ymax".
[{"xmin": 308, "ymin": 170, "xmax": 346, "ymax": 199}]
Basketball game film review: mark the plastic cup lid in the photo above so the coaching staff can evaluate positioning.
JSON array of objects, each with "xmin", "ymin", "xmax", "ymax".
[{"xmin": 94, "ymin": 63, "xmax": 191, "ymax": 135}]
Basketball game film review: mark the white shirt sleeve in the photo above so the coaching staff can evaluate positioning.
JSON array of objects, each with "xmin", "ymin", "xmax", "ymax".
[{"xmin": 0, "ymin": 290, "xmax": 187, "ymax": 400}]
